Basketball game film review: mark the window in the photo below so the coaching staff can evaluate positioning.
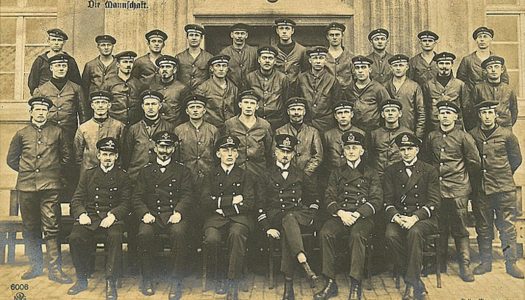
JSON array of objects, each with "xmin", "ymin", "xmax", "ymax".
[
  {"xmin": 0, "ymin": 0, "xmax": 57, "ymax": 102},
  {"xmin": 486, "ymin": 1, "xmax": 525, "ymax": 98}
]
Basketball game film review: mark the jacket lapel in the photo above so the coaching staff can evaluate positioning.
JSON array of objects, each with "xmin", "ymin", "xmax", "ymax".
[{"xmin": 401, "ymin": 160, "xmax": 424, "ymax": 195}]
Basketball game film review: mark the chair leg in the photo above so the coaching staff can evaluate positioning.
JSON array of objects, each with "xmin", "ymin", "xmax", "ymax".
[
  {"xmin": 268, "ymin": 242, "xmax": 275, "ymax": 290},
  {"xmin": 435, "ymin": 237, "xmax": 442, "ymax": 288},
  {"xmin": 0, "ymin": 232, "xmax": 7, "ymax": 264},
  {"xmin": 7, "ymin": 232, "xmax": 16, "ymax": 263},
  {"xmin": 393, "ymin": 267, "xmax": 401, "ymax": 289},
  {"xmin": 364, "ymin": 240, "xmax": 373, "ymax": 290},
  {"xmin": 202, "ymin": 247, "xmax": 208, "ymax": 292}
]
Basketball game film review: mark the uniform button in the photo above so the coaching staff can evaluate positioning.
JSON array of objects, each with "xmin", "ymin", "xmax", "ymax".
[
  {"xmin": 404, "ymin": 207, "xmax": 408, "ymax": 210},
  {"xmin": 292, "ymin": 190, "xmax": 295, "ymax": 194},
  {"xmin": 169, "ymin": 192, "xmax": 173, "ymax": 195},
  {"xmin": 280, "ymin": 199, "xmax": 283, "ymax": 202},
  {"xmin": 157, "ymin": 200, "xmax": 160, "ymax": 203},
  {"xmin": 95, "ymin": 195, "xmax": 99, "ymax": 198},
  {"xmin": 57, "ymin": 121, "xmax": 61, "ymax": 124},
  {"xmin": 439, "ymin": 162, "xmax": 443, "ymax": 166},
  {"xmin": 38, "ymin": 141, "xmax": 42, "ymax": 144},
  {"xmin": 35, "ymin": 169, "xmax": 40, "ymax": 172},
  {"xmin": 441, "ymin": 148, "xmax": 445, "ymax": 152},
  {"xmin": 279, "ymin": 190, "xmax": 283, "ymax": 194},
  {"xmin": 281, "ymin": 204, "xmax": 285, "ymax": 207},
  {"xmin": 313, "ymin": 104, "xmax": 317, "ymax": 107},
  {"xmin": 36, "ymin": 155, "xmax": 41, "ymax": 159},
  {"xmin": 482, "ymin": 169, "xmax": 487, "ymax": 173},
  {"xmin": 439, "ymin": 176, "xmax": 443, "ymax": 180},
  {"xmin": 97, "ymin": 210, "xmax": 100, "ymax": 213},
  {"xmin": 96, "ymin": 188, "xmax": 99, "ymax": 190},
  {"xmin": 483, "ymin": 141, "xmax": 487, "ymax": 145},
  {"xmin": 357, "ymin": 184, "xmax": 361, "ymax": 187},
  {"xmin": 155, "ymin": 184, "xmax": 159, "ymax": 188},
  {"xmin": 482, "ymin": 155, "xmax": 487, "ymax": 158},
  {"xmin": 197, "ymin": 156, "xmax": 201, "ymax": 159}
]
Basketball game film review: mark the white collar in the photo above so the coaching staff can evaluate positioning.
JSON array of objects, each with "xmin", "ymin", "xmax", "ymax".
[
  {"xmin": 221, "ymin": 163, "xmax": 234, "ymax": 174},
  {"xmin": 404, "ymin": 157, "xmax": 418, "ymax": 167},
  {"xmin": 276, "ymin": 161, "xmax": 290, "ymax": 170},
  {"xmin": 347, "ymin": 158, "xmax": 361, "ymax": 169},
  {"xmin": 100, "ymin": 164, "xmax": 114, "ymax": 173},
  {"xmin": 157, "ymin": 157, "xmax": 171, "ymax": 167}
]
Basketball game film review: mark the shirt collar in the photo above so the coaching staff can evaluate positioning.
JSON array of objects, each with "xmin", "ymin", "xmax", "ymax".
[
  {"xmin": 100, "ymin": 164, "xmax": 115, "ymax": 173},
  {"xmin": 276, "ymin": 161, "xmax": 290, "ymax": 170},
  {"xmin": 347, "ymin": 158, "xmax": 361, "ymax": 169},
  {"xmin": 157, "ymin": 157, "xmax": 171, "ymax": 167},
  {"xmin": 404, "ymin": 157, "xmax": 418, "ymax": 167},
  {"xmin": 221, "ymin": 163, "xmax": 234, "ymax": 174}
]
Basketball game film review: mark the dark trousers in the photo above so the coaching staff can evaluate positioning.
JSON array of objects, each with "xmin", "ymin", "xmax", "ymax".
[
  {"xmin": 137, "ymin": 219, "xmax": 190, "ymax": 281},
  {"xmin": 385, "ymin": 218, "xmax": 438, "ymax": 285},
  {"xmin": 439, "ymin": 196, "xmax": 470, "ymax": 263},
  {"xmin": 203, "ymin": 221, "xmax": 250, "ymax": 280},
  {"xmin": 279, "ymin": 212, "xmax": 313, "ymax": 277},
  {"xmin": 69, "ymin": 224, "xmax": 123, "ymax": 280},
  {"xmin": 319, "ymin": 217, "xmax": 374, "ymax": 281},
  {"xmin": 473, "ymin": 191, "xmax": 518, "ymax": 263}
]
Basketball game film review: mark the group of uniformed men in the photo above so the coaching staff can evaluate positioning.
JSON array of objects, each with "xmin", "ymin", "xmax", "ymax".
[{"xmin": 6, "ymin": 17, "xmax": 523, "ymax": 300}]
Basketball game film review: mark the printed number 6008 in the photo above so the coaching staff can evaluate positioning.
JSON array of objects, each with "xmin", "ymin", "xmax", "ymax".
[{"xmin": 10, "ymin": 284, "xmax": 29, "ymax": 290}]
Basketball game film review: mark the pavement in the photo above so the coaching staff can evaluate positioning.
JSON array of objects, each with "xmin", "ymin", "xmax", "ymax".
[{"xmin": 0, "ymin": 244, "xmax": 524, "ymax": 300}]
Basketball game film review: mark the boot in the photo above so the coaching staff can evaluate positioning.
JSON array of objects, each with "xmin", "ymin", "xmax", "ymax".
[
  {"xmin": 214, "ymin": 279, "xmax": 227, "ymax": 295},
  {"xmin": 505, "ymin": 261, "xmax": 524, "ymax": 279},
  {"xmin": 456, "ymin": 238, "xmax": 474, "ymax": 282},
  {"xmin": 168, "ymin": 279, "xmax": 182, "ymax": 300},
  {"xmin": 67, "ymin": 278, "xmax": 88, "ymax": 295},
  {"xmin": 226, "ymin": 279, "xmax": 239, "ymax": 300},
  {"xmin": 473, "ymin": 262, "xmax": 492, "ymax": 275},
  {"xmin": 141, "ymin": 278, "xmax": 154, "ymax": 296},
  {"xmin": 301, "ymin": 261, "xmax": 320, "ymax": 287},
  {"xmin": 282, "ymin": 278, "xmax": 294, "ymax": 300},
  {"xmin": 348, "ymin": 277, "xmax": 362, "ymax": 300},
  {"xmin": 21, "ymin": 237, "xmax": 43, "ymax": 280},
  {"xmin": 106, "ymin": 279, "xmax": 118, "ymax": 300},
  {"xmin": 413, "ymin": 279, "xmax": 427, "ymax": 300},
  {"xmin": 314, "ymin": 278, "xmax": 338, "ymax": 300},
  {"xmin": 473, "ymin": 240, "xmax": 492, "ymax": 275},
  {"xmin": 46, "ymin": 239, "xmax": 73, "ymax": 284},
  {"xmin": 402, "ymin": 283, "xmax": 413, "ymax": 300}
]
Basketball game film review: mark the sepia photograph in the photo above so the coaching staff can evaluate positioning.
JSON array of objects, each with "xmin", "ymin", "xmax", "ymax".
[{"xmin": 0, "ymin": 0, "xmax": 524, "ymax": 299}]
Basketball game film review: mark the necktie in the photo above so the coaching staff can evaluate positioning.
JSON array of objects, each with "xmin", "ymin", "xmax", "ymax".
[
  {"xmin": 160, "ymin": 166, "xmax": 166, "ymax": 173},
  {"xmin": 405, "ymin": 165, "xmax": 414, "ymax": 177}
]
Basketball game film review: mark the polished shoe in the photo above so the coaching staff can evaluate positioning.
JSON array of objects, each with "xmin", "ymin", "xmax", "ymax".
[
  {"xmin": 459, "ymin": 263, "xmax": 475, "ymax": 282},
  {"xmin": 106, "ymin": 279, "xmax": 118, "ymax": 300},
  {"xmin": 141, "ymin": 279, "xmax": 155, "ymax": 296},
  {"xmin": 282, "ymin": 279, "xmax": 294, "ymax": 300},
  {"xmin": 67, "ymin": 279, "xmax": 88, "ymax": 295},
  {"xmin": 348, "ymin": 278, "xmax": 362, "ymax": 300},
  {"xmin": 402, "ymin": 283, "xmax": 413, "ymax": 300},
  {"xmin": 473, "ymin": 262, "xmax": 492, "ymax": 275},
  {"xmin": 168, "ymin": 280, "xmax": 183, "ymax": 300},
  {"xmin": 21, "ymin": 268, "xmax": 43, "ymax": 280},
  {"xmin": 215, "ymin": 279, "xmax": 227, "ymax": 295},
  {"xmin": 413, "ymin": 279, "xmax": 427, "ymax": 300},
  {"xmin": 313, "ymin": 278, "xmax": 338, "ymax": 300},
  {"xmin": 301, "ymin": 261, "xmax": 320, "ymax": 287},
  {"xmin": 226, "ymin": 280, "xmax": 239, "ymax": 300},
  {"xmin": 505, "ymin": 262, "xmax": 524, "ymax": 279},
  {"xmin": 48, "ymin": 268, "xmax": 73, "ymax": 284}
]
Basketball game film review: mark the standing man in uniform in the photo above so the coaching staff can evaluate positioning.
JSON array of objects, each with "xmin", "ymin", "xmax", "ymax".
[
  {"xmin": 81, "ymin": 35, "xmax": 118, "ymax": 96},
  {"xmin": 132, "ymin": 29, "xmax": 168, "ymax": 80},
  {"xmin": 123, "ymin": 90, "xmax": 175, "ymax": 181},
  {"xmin": 7, "ymin": 96, "xmax": 72, "ymax": 284},
  {"xmin": 175, "ymin": 24, "xmax": 213, "ymax": 89},
  {"xmin": 421, "ymin": 52, "xmax": 470, "ymax": 131},
  {"xmin": 195, "ymin": 55, "xmax": 238, "ymax": 129},
  {"xmin": 174, "ymin": 95, "xmax": 219, "ymax": 185},
  {"xmin": 258, "ymin": 134, "xmax": 321, "ymax": 299},
  {"xmin": 275, "ymin": 97, "xmax": 323, "ymax": 177},
  {"xmin": 384, "ymin": 54, "xmax": 426, "ymax": 139},
  {"xmin": 457, "ymin": 26, "xmax": 509, "ymax": 93},
  {"xmin": 245, "ymin": 46, "xmax": 291, "ymax": 130},
  {"xmin": 67, "ymin": 137, "xmax": 130, "ymax": 299},
  {"xmin": 408, "ymin": 30, "xmax": 439, "ymax": 88},
  {"xmin": 315, "ymin": 131, "xmax": 382, "ymax": 300},
  {"xmin": 223, "ymin": 90, "xmax": 273, "ymax": 177},
  {"xmin": 73, "ymin": 91, "xmax": 126, "ymax": 174},
  {"xmin": 469, "ymin": 101, "xmax": 523, "ymax": 279},
  {"xmin": 274, "ymin": 18, "xmax": 308, "ymax": 85},
  {"xmin": 103, "ymin": 51, "xmax": 146, "ymax": 126},
  {"xmin": 220, "ymin": 23, "xmax": 258, "ymax": 91},
  {"xmin": 146, "ymin": 55, "xmax": 189, "ymax": 127},
  {"xmin": 296, "ymin": 46, "xmax": 342, "ymax": 133},
  {"xmin": 201, "ymin": 135, "xmax": 257, "ymax": 300},
  {"xmin": 369, "ymin": 99, "xmax": 413, "ymax": 178},
  {"xmin": 133, "ymin": 131, "xmax": 194, "ymax": 298},
  {"xmin": 325, "ymin": 22, "xmax": 354, "ymax": 93},
  {"xmin": 33, "ymin": 53, "xmax": 88, "ymax": 198},
  {"xmin": 470, "ymin": 56, "xmax": 517, "ymax": 128},
  {"xmin": 28, "ymin": 28, "xmax": 81, "ymax": 95},
  {"xmin": 366, "ymin": 28, "xmax": 393, "ymax": 86},
  {"xmin": 424, "ymin": 101, "xmax": 481, "ymax": 282},
  {"xmin": 384, "ymin": 133, "xmax": 440, "ymax": 300},
  {"xmin": 345, "ymin": 55, "xmax": 390, "ymax": 132},
  {"xmin": 322, "ymin": 101, "xmax": 365, "ymax": 179}
]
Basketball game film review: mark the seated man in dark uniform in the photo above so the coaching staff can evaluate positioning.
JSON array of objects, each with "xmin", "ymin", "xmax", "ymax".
[
  {"xmin": 258, "ymin": 134, "xmax": 321, "ymax": 299},
  {"xmin": 200, "ymin": 135, "xmax": 257, "ymax": 300},
  {"xmin": 68, "ymin": 137, "xmax": 131, "ymax": 300},
  {"xmin": 315, "ymin": 131, "xmax": 383, "ymax": 300},
  {"xmin": 132, "ymin": 131, "xmax": 194, "ymax": 299},
  {"xmin": 384, "ymin": 133, "xmax": 440, "ymax": 300}
]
